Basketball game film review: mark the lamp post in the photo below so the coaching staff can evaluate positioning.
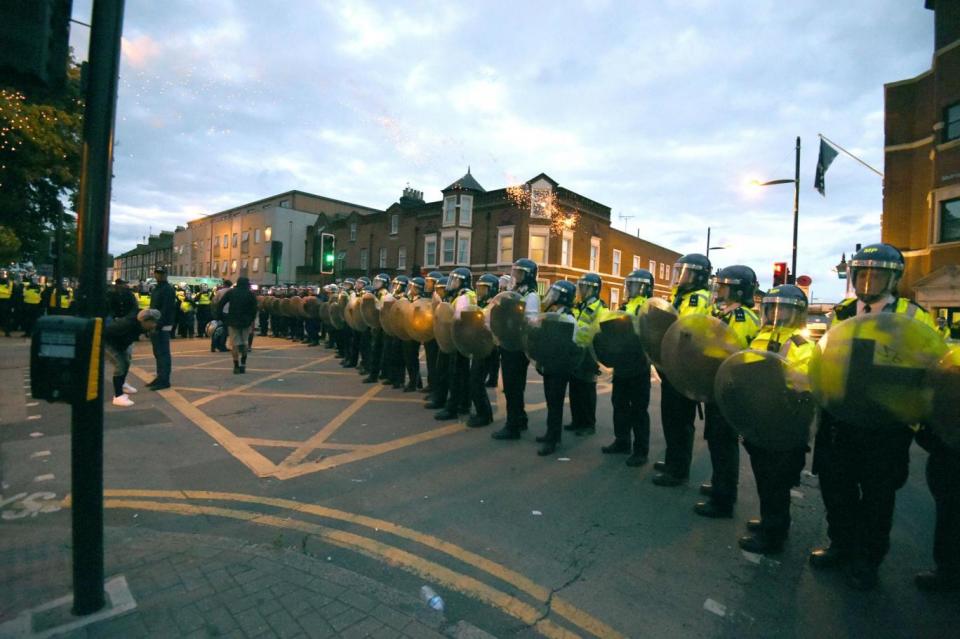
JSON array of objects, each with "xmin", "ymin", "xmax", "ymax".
[
  {"xmin": 753, "ymin": 136, "xmax": 801, "ymax": 284},
  {"xmin": 705, "ymin": 226, "xmax": 726, "ymax": 261}
]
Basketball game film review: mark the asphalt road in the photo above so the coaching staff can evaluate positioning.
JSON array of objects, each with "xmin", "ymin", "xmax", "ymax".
[{"xmin": 1, "ymin": 334, "xmax": 957, "ymax": 638}]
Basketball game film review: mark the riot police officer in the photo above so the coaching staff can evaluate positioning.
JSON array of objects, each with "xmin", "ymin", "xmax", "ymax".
[
  {"xmin": 0, "ymin": 271, "xmax": 14, "ymax": 336},
  {"xmin": 535, "ymin": 280, "xmax": 579, "ymax": 456},
  {"xmin": 492, "ymin": 259, "xmax": 539, "ymax": 441},
  {"xmin": 435, "ymin": 268, "xmax": 474, "ymax": 420},
  {"xmin": 196, "ymin": 285, "xmax": 215, "ymax": 337},
  {"xmin": 603, "ymin": 269, "xmax": 655, "ymax": 466},
  {"xmin": 653, "ymin": 253, "xmax": 714, "ymax": 487},
  {"xmin": 363, "ymin": 274, "xmax": 390, "ymax": 383},
  {"xmin": 402, "ymin": 277, "xmax": 426, "ymax": 391},
  {"xmin": 20, "ymin": 277, "xmax": 43, "ymax": 337},
  {"xmin": 737, "ymin": 285, "xmax": 813, "ymax": 554},
  {"xmin": 465, "ymin": 274, "xmax": 499, "ymax": 427},
  {"xmin": 382, "ymin": 276, "xmax": 410, "ymax": 388},
  {"xmin": 565, "ymin": 273, "xmax": 604, "ymax": 436},
  {"xmin": 695, "ymin": 265, "xmax": 760, "ymax": 518},
  {"xmin": 354, "ymin": 277, "xmax": 373, "ymax": 373},
  {"xmin": 810, "ymin": 243, "xmax": 938, "ymax": 590},
  {"xmin": 421, "ymin": 271, "xmax": 443, "ymax": 395},
  {"xmin": 425, "ymin": 276, "xmax": 451, "ymax": 408}
]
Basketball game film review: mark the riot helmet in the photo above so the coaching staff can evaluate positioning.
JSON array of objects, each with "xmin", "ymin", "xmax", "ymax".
[
  {"xmin": 849, "ymin": 243, "xmax": 904, "ymax": 304},
  {"xmin": 714, "ymin": 265, "xmax": 758, "ymax": 310},
  {"xmin": 342, "ymin": 278, "xmax": 356, "ymax": 291},
  {"xmin": 447, "ymin": 267, "xmax": 472, "ymax": 293},
  {"xmin": 424, "ymin": 271, "xmax": 443, "ymax": 294},
  {"xmin": 577, "ymin": 273, "xmax": 602, "ymax": 303},
  {"xmin": 761, "ymin": 285, "xmax": 808, "ymax": 329},
  {"xmin": 671, "ymin": 253, "xmax": 711, "ymax": 295},
  {"xmin": 372, "ymin": 273, "xmax": 390, "ymax": 291},
  {"xmin": 356, "ymin": 276, "xmax": 371, "ymax": 288},
  {"xmin": 511, "ymin": 258, "xmax": 538, "ymax": 291},
  {"xmin": 435, "ymin": 275, "xmax": 449, "ymax": 299},
  {"xmin": 625, "ymin": 269, "xmax": 654, "ymax": 300},
  {"xmin": 392, "ymin": 275, "xmax": 410, "ymax": 296},
  {"xmin": 409, "ymin": 276, "xmax": 425, "ymax": 298},
  {"xmin": 499, "ymin": 274, "xmax": 513, "ymax": 292},
  {"xmin": 476, "ymin": 273, "xmax": 500, "ymax": 303},
  {"xmin": 543, "ymin": 280, "xmax": 576, "ymax": 311}
]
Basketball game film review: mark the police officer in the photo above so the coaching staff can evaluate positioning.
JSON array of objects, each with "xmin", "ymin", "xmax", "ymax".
[
  {"xmin": 465, "ymin": 274, "xmax": 499, "ymax": 427},
  {"xmin": 653, "ymin": 253, "xmax": 714, "ymax": 487},
  {"xmin": 0, "ymin": 271, "xmax": 14, "ymax": 336},
  {"xmin": 695, "ymin": 264, "xmax": 760, "ymax": 518},
  {"xmin": 363, "ymin": 274, "xmax": 390, "ymax": 383},
  {"xmin": 810, "ymin": 243, "xmax": 938, "ymax": 590},
  {"xmin": 178, "ymin": 286, "xmax": 197, "ymax": 338},
  {"xmin": 435, "ymin": 268, "xmax": 474, "ymax": 420},
  {"xmin": 196, "ymin": 285, "xmax": 214, "ymax": 337},
  {"xmin": 421, "ymin": 271, "xmax": 443, "ymax": 395},
  {"xmin": 402, "ymin": 277, "xmax": 426, "ymax": 392},
  {"xmin": 20, "ymin": 277, "xmax": 43, "ymax": 337},
  {"xmin": 137, "ymin": 286, "xmax": 151, "ymax": 312},
  {"xmin": 492, "ymin": 259, "xmax": 539, "ymax": 440},
  {"xmin": 425, "ymin": 276, "xmax": 451, "ymax": 408},
  {"xmin": 737, "ymin": 285, "xmax": 813, "ymax": 554},
  {"xmin": 353, "ymin": 277, "xmax": 372, "ymax": 372},
  {"xmin": 382, "ymin": 276, "xmax": 410, "ymax": 388},
  {"xmin": 535, "ymin": 280, "xmax": 579, "ymax": 456},
  {"xmin": 565, "ymin": 273, "xmax": 604, "ymax": 436},
  {"xmin": 602, "ymin": 269, "xmax": 655, "ymax": 466}
]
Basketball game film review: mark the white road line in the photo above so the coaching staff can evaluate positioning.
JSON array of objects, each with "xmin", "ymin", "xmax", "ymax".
[
  {"xmin": 29, "ymin": 432, "xmax": 43, "ymax": 438},
  {"xmin": 30, "ymin": 451, "xmax": 51, "ymax": 458},
  {"xmin": 26, "ymin": 415, "xmax": 41, "ymax": 421},
  {"xmin": 26, "ymin": 402, "xmax": 39, "ymax": 407},
  {"xmin": 33, "ymin": 474, "xmax": 55, "ymax": 482}
]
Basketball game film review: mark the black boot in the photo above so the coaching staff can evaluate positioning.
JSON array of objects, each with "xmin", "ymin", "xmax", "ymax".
[
  {"xmin": 537, "ymin": 441, "xmax": 557, "ymax": 456},
  {"xmin": 915, "ymin": 570, "xmax": 960, "ymax": 592},
  {"xmin": 694, "ymin": 500, "xmax": 733, "ymax": 519},
  {"xmin": 491, "ymin": 427, "xmax": 520, "ymax": 440},
  {"xmin": 625, "ymin": 452, "xmax": 648, "ymax": 467},
  {"xmin": 434, "ymin": 408, "xmax": 458, "ymax": 420},
  {"xmin": 738, "ymin": 533, "xmax": 784, "ymax": 555},
  {"xmin": 466, "ymin": 414, "xmax": 492, "ymax": 428},
  {"xmin": 601, "ymin": 439, "xmax": 630, "ymax": 454},
  {"xmin": 809, "ymin": 545, "xmax": 849, "ymax": 570}
]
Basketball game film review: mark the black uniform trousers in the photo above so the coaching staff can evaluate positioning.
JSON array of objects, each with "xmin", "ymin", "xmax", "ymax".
[
  {"xmin": 424, "ymin": 339, "xmax": 439, "ymax": 389},
  {"xmin": 270, "ymin": 314, "xmax": 284, "ymax": 337},
  {"xmin": 386, "ymin": 337, "xmax": 404, "ymax": 385},
  {"xmin": 658, "ymin": 370, "xmax": 698, "ymax": 478},
  {"xmin": 543, "ymin": 372, "xmax": 570, "ymax": 443},
  {"xmin": 0, "ymin": 299, "xmax": 12, "ymax": 335},
  {"xmin": 744, "ymin": 440, "xmax": 806, "ymax": 540},
  {"xmin": 431, "ymin": 351, "xmax": 450, "ymax": 406},
  {"xmin": 305, "ymin": 318, "xmax": 320, "ymax": 344},
  {"xmin": 403, "ymin": 341, "xmax": 421, "ymax": 388},
  {"xmin": 612, "ymin": 370, "xmax": 651, "ymax": 455},
  {"xmin": 367, "ymin": 329, "xmax": 384, "ymax": 376},
  {"xmin": 21, "ymin": 303, "xmax": 42, "ymax": 336},
  {"xmin": 486, "ymin": 348, "xmax": 500, "ymax": 385},
  {"xmin": 469, "ymin": 355, "xmax": 493, "ymax": 419},
  {"xmin": 197, "ymin": 306, "xmax": 212, "ymax": 336},
  {"xmin": 358, "ymin": 330, "xmax": 371, "ymax": 368},
  {"xmin": 813, "ymin": 413, "xmax": 913, "ymax": 565},
  {"xmin": 704, "ymin": 402, "xmax": 739, "ymax": 507},
  {"xmin": 444, "ymin": 353, "xmax": 470, "ymax": 413},
  {"xmin": 568, "ymin": 355, "xmax": 598, "ymax": 429},
  {"xmin": 256, "ymin": 310, "xmax": 269, "ymax": 336},
  {"xmin": 500, "ymin": 349, "xmax": 529, "ymax": 431},
  {"xmin": 927, "ymin": 444, "xmax": 960, "ymax": 577}
]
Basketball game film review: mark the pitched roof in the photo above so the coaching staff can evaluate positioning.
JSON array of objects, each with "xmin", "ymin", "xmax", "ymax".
[{"xmin": 443, "ymin": 167, "xmax": 485, "ymax": 193}]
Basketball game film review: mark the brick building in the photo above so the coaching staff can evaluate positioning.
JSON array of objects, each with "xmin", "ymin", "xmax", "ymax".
[
  {"xmin": 112, "ymin": 231, "xmax": 174, "ymax": 285},
  {"xmin": 883, "ymin": 0, "xmax": 960, "ymax": 327},
  {"xmin": 172, "ymin": 191, "xmax": 381, "ymax": 286},
  {"xmin": 302, "ymin": 170, "xmax": 680, "ymax": 308}
]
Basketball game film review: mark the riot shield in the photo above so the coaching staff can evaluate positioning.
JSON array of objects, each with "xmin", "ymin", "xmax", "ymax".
[
  {"xmin": 927, "ymin": 347, "xmax": 960, "ymax": 450},
  {"xmin": 303, "ymin": 296, "xmax": 321, "ymax": 319},
  {"xmin": 289, "ymin": 295, "xmax": 305, "ymax": 319},
  {"xmin": 637, "ymin": 297, "xmax": 679, "ymax": 367},
  {"xmin": 257, "ymin": 296, "xmax": 267, "ymax": 311},
  {"xmin": 660, "ymin": 314, "xmax": 741, "ymax": 402},
  {"xmin": 344, "ymin": 295, "xmax": 363, "ymax": 331},
  {"xmin": 360, "ymin": 292, "xmax": 381, "ymax": 330},
  {"xmin": 809, "ymin": 313, "xmax": 949, "ymax": 429},
  {"xmin": 433, "ymin": 302, "xmax": 457, "ymax": 354},
  {"xmin": 452, "ymin": 305, "xmax": 495, "ymax": 358},
  {"xmin": 318, "ymin": 300, "xmax": 331, "ymax": 324},
  {"xmin": 379, "ymin": 295, "xmax": 398, "ymax": 337},
  {"xmin": 592, "ymin": 310, "xmax": 646, "ymax": 375},
  {"xmin": 279, "ymin": 297, "xmax": 295, "ymax": 317},
  {"xmin": 328, "ymin": 298, "xmax": 345, "ymax": 329},
  {"xmin": 403, "ymin": 297, "xmax": 435, "ymax": 343},
  {"xmin": 524, "ymin": 312, "xmax": 585, "ymax": 375},
  {"xmin": 489, "ymin": 291, "xmax": 527, "ymax": 352},
  {"xmin": 391, "ymin": 298, "xmax": 414, "ymax": 341},
  {"xmin": 715, "ymin": 350, "xmax": 815, "ymax": 451}
]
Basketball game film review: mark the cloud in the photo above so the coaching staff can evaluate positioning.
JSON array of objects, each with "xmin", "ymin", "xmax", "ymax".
[{"xmin": 121, "ymin": 34, "xmax": 162, "ymax": 68}]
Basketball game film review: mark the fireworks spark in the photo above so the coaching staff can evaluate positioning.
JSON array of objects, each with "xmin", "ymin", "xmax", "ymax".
[{"xmin": 505, "ymin": 183, "xmax": 580, "ymax": 234}]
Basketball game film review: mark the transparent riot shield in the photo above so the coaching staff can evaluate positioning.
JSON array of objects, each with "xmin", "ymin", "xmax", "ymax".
[
  {"xmin": 489, "ymin": 291, "xmax": 528, "ymax": 352},
  {"xmin": 660, "ymin": 314, "xmax": 741, "ymax": 402},
  {"xmin": 637, "ymin": 297, "xmax": 678, "ymax": 368}
]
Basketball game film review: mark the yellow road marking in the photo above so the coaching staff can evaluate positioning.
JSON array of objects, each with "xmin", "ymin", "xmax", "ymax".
[
  {"xmin": 282, "ymin": 385, "xmax": 383, "ymax": 465},
  {"xmin": 241, "ymin": 437, "xmax": 373, "ymax": 450},
  {"xmin": 193, "ymin": 355, "xmax": 335, "ymax": 407},
  {"xmin": 275, "ymin": 424, "xmax": 465, "ymax": 478},
  {"xmin": 181, "ymin": 366, "xmax": 359, "ymax": 376},
  {"xmin": 172, "ymin": 386, "xmax": 220, "ymax": 394},
  {"xmin": 99, "ymin": 489, "xmax": 623, "ymax": 638},
  {"xmin": 102, "ymin": 499, "xmax": 582, "ymax": 639},
  {"xmin": 239, "ymin": 390, "xmax": 424, "ymax": 404}
]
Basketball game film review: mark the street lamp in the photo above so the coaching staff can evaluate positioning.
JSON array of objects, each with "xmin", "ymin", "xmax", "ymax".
[
  {"xmin": 705, "ymin": 226, "xmax": 727, "ymax": 261},
  {"xmin": 753, "ymin": 136, "xmax": 801, "ymax": 284}
]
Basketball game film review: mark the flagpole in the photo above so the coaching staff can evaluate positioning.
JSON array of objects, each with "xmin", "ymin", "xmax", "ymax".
[{"xmin": 818, "ymin": 133, "xmax": 884, "ymax": 177}]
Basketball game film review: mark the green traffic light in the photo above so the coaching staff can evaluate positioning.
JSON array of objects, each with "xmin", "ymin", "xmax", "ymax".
[{"xmin": 324, "ymin": 254, "xmax": 334, "ymax": 264}]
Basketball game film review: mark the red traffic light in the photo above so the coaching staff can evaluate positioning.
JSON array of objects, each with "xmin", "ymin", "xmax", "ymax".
[{"xmin": 773, "ymin": 262, "xmax": 788, "ymax": 286}]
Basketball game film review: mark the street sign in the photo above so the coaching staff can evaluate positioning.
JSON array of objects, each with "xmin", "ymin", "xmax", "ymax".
[{"xmin": 796, "ymin": 274, "xmax": 812, "ymax": 286}]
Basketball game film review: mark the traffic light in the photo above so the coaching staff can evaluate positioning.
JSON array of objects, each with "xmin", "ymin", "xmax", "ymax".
[
  {"xmin": 320, "ymin": 233, "xmax": 335, "ymax": 275},
  {"xmin": 772, "ymin": 262, "xmax": 788, "ymax": 286},
  {"xmin": 270, "ymin": 241, "xmax": 283, "ymax": 274},
  {"xmin": 0, "ymin": 0, "xmax": 72, "ymax": 92}
]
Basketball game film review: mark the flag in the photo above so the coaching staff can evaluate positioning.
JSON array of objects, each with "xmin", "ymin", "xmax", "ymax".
[{"xmin": 814, "ymin": 138, "xmax": 839, "ymax": 196}]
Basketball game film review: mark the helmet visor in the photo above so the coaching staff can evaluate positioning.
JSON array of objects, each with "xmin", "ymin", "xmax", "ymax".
[
  {"xmin": 576, "ymin": 280, "xmax": 596, "ymax": 302},
  {"xmin": 476, "ymin": 281, "xmax": 492, "ymax": 302},
  {"xmin": 542, "ymin": 286, "xmax": 561, "ymax": 309},
  {"xmin": 447, "ymin": 273, "xmax": 462, "ymax": 293},
  {"xmin": 625, "ymin": 279, "xmax": 649, "ymax": 299},
  {"xmin": 511, "ymin": 266, "xmax": 529, "ymax": 288},
  {"xmin": 854, "ymin": 268, "xmax": 894, "ymax": 303},
  {"xmin": 672, "ymin": 263, "xmax": 704, "ymax": 289},
  {"xmin": 424, "ymin": 276, "xmax": 436, "ymax": 293},
  {"xmin": 762, "ymin": 300, "xmax": 805, "ymax": 328}
]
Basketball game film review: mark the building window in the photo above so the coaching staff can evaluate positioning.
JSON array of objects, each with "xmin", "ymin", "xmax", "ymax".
[
  {"xmin": 241, "ymin": 258, "xmax": 248, "ymax": 272},
  {"xmin": 459, "ymin": 195, "xmax": 473, "ymax": 226},
  {"xmin": 241, "ymin": 231, "xmax": 249, "ymax": 253},
  {"xmin": 220, "ymin": 260, "xmax": 227, "ymax": 273},
  {"xmin": 589, "ymin": 238, "xmax": 600, "ymax": 271},
  {"xmin": 198, "ymin": 239, "xmax": 204, "ymax": 251},
  {"xmin": 336, "ymin": 251, "xmax": 346, "ymax": 273},
  {"xmin": 265, "ymin": 255, "xmax": 271, "ymax": 272},
  {"xmin": 231, "ymin": 260, "xmax": 238, "ymax": 273},
  {"xmin": 360, "ymin": 248, "xmax": 369, "ymax": 270},
  {"xmin": 660, "ymin": 262, "xmax": 667, "ymax": 281},
  {"xmin": 397, "ymin": 246, "xmax": 407, "ymax": 271},
  {"xmin": 457, "ymin": 230, "xmax": 471, "ymax": 265},
  {"xmin": 945, "ymin": 102, "xmax": 960, "ymax": 142},
  {"xmin": 497, "ymin": 227, "xmax": 514, "ymax": 265},
  {"xmin": 649, "ymin": 260, "xmax": 657, "ymax": 278},
  {"xmin": 264, "ymin": 226, "xmax": 272, "ymax": 242},
  {"xmin": 279, "ymin": 199, "xmax": 290, "ymax": 208},
  {"xmin": 252, "ymin": 257, "xmax": 260, "ymax": 272},
  {"xmin": 561, "ymin": 231, "xmax": 573, "ymax": 267},
  {"xmin": 940, "ymin": 197, "xmax": 960, "ymax": 243},
  {"xmin": 214, "ymin": 236, "xmax": 220, "ymax": 248},
  {"xmin": 443, "ymin": 196, "xmax": 456, "ymax": 226},
  {"xmin": 223, "ymin": 234, "xmax": 228, "ymax": 247},
  {"xmin": 424, "ymin": 236, "xmax": 437, "ymax": 267},
  {"xmin": 390, "ymin": 214, "xmax": 399, "ymax": 235},
  {"xmin": 379, "ymin": 247, "xmax": 387, "ymax": 268},
  {"xmin": 612, "ymin": 249, "xmax": 621, "ymax": 276},
  {"xmin": 632, "ymin": 255, "xmax": 641, "ymax": 271},
  {"xmin": 610, "ymin": 287, "xmax": 620, "ymax": 310},
  {"xmin": 349, "ymin": 222, "xmax": 358, "ymax": 242},
  {"xmin": 531, "ymin": 187, "xmax": 551, "ymax": 219},
  {"xmin": 254, "ymin": 228, "xmax": 261, "ymax": 244},
  {"xmin": 529, "ymin": 228, "xmax": 548, "ymax": 264},
  {"xmin": 232, "ymin": 233, "xmax": 238, "ymax": 248},
  {"xmin": 536, "ymin": 279, "xmax": 550, "ymax": 296},
  {"xmin": 441, "ymin": 231, "xmax": 456, "ymax": 265}
]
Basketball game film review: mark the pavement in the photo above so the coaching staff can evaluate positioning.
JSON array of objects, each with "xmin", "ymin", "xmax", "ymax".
[{"xmin": 1, "ymin": 331, "xmax": 958, "ymax": 638}]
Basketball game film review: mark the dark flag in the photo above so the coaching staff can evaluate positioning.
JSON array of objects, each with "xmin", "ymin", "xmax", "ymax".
[{"xmin": 814, "ymin": 138, "xmax": 839, "ymax": 196}]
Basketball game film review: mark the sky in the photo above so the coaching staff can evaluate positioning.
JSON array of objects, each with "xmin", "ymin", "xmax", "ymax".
[{"xmin": 68, "ymin": 0, "xmax": 935, "ymax": 302}]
